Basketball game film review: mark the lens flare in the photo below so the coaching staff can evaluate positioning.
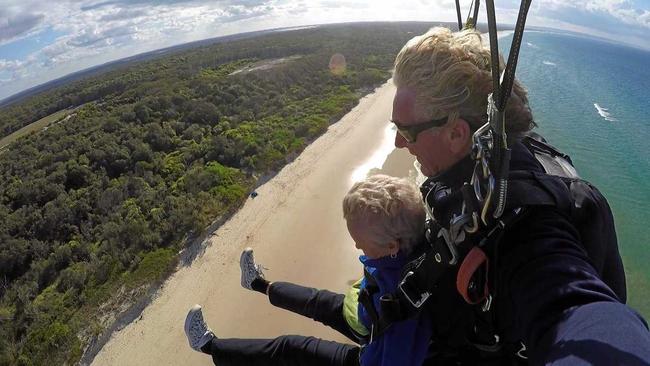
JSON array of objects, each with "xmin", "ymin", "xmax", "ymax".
[{"xmin": 329, "ymin": 53, "xmax": 347, "ymax": 75}]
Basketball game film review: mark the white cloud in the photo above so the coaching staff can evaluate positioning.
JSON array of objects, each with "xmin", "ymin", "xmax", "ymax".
[
  {"xmin": 538, "ymin": 0, "xmax": 650, "ymax": 29},
  {"xmin": 1, "ymin": 0, "xmax": 649, "ymax": 100},
  {"xmin": 99, "ymin": 8, "xmax": 147, "ymax": 22},
  {"xmin": 0, "ymin": 9, "xmax": 45, "ymax": 44},
  {"xmin": 0, "ymin": 59, "xmax": 25, "ymax": 83}
]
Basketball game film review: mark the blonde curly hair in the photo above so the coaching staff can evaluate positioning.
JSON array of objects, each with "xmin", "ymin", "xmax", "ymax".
[
  {"xmin": 342, "ymin": 174, "xmax": 425, "ymax": 254},
  {"xmin": 393, "ymin": 27, "xmax": 535, "ymax": 138}
]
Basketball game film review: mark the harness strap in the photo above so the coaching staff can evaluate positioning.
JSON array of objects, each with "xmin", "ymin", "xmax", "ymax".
[
  {"xmin": 507, "ymin": 171, "xmax": 573, "ymax": 214},
  {"xmin": 470, "ymin": 207, "xmax": 536, "ymax": 356},
  {"xmin": 358, "ymin": 269, "xmax": 392, "ymax": 342},
  {"xmin": 358, "ymin": 237, "xmax": 457, "ymax": 339},
  {"xmin": 456, "ymin": 246, "xmax": 489, "ymax": 304}
]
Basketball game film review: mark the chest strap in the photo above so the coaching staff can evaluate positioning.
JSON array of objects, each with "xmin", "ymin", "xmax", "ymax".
[{"xmin": 358, "ymin": 207, "xmax": 526, "ymax": 344}]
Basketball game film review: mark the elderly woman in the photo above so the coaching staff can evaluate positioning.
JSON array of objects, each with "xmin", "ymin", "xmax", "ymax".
[{"xmin": 184, "ymin": 174, "xmax": 432, "ymax": 365}]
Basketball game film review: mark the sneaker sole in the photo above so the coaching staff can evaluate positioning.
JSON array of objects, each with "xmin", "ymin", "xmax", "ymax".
[{"xmin": 240, "ymin": 248, "xmax": 254, "ymax": 289}]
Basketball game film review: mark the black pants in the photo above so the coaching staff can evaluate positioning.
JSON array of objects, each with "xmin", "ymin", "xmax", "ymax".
[{"xmin": 202, "ymin": 281, "xmax": 360, "ymax": 365}]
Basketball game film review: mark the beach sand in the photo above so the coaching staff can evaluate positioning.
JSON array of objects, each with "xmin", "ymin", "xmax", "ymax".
[{"xmin": 90, "ymin": 80, "xmax": 415, "ymax": 366}]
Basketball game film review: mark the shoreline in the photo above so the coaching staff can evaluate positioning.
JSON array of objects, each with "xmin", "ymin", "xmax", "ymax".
[{"xmin": 90, "ymin": 80, "xmax": 414, "ymax": 365}]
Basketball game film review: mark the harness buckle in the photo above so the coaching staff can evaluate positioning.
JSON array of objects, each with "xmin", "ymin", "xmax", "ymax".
[
  {"xmin": 516, "ymin": 342, "xmax": 528, "ymax": 359},
  {"xmin": 398, "ymin": 271, "xmax": 431, "ymax": 309},
  {"xmin": 437, "ymin": 213, "xmax": 473, "ymax": 265},
  {"xmin": 471, "ymin": 114, "xmax": 502, "ymax": 226},
  {"xmin": 481, "ymin": 294, "xmax": 493, "ymax": 312}
]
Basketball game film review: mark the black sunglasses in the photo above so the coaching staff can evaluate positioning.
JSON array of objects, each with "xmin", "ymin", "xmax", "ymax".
[{"xmin": 391, "ymin": 117, "xmax": 449, "ymax": 143}]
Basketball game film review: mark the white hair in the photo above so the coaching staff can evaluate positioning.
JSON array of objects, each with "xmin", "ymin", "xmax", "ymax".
[
  {"xmin": 342, "ymin": 174, "xmax": 425, "ymax": 254},
  {"xmin": 393, "ymin": 27, "xmax": 535, "ymax": 137}
]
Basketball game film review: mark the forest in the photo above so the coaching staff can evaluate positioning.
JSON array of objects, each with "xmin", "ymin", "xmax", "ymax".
[{"xmin": 0, "ymin": 22, "xmax": 436, "ymax": 365}]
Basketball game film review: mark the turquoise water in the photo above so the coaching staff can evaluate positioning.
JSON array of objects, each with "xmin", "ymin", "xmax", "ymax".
[{"xmin": 501, "ymin": 31, "xmax": 650, "ymax": 316}]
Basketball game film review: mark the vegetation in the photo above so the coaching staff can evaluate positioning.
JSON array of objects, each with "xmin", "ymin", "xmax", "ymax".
[
  {"xmin": 0, "ymin": 22, "xmax": 434, "ymax": 365},
  {"xmin": 0, "ymin": 109, "xmax": 74, "ymax": 150}
]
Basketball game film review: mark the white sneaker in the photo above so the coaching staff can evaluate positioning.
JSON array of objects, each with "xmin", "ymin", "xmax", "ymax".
[
  {"xmin": 184, "ymin": 304, "xmax": 215, "ymax": 351},
  {"xmin": 240, "ymin": 247, "xmax": 265, "ymax": 290}
]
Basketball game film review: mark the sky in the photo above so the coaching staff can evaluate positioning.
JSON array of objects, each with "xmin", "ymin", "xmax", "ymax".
[{"xmin": 1, "ymin": 0, "xmax": 649, "ymax": 101}]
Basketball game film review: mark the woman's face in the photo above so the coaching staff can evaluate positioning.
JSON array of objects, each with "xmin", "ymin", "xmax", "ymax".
[{"xmin": 346, "ymin": 220, "xmax": 398, "ymax": 259}]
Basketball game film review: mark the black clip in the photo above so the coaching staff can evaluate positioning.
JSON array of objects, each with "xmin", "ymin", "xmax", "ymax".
[{"xmin": 398, "ymin": 271, "xmax": 431, "ymax": 309}]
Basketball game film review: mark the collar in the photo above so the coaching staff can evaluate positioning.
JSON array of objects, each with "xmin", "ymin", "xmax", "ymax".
[
  {"xmin": 359, "ymin": 251, "xmax": 410, "ymax": 269},
  {"xmin": 426, "ymin": 154, "xmax": 475, "ymax": 189}
]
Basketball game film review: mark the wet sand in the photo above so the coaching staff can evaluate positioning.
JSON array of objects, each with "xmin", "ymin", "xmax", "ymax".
[{"xmin": 91, "ymin": 80, "xmax": 415, "ymax": 366}]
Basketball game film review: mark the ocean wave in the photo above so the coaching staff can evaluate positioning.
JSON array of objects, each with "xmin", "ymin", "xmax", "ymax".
[
  {"xmin": 498, "ymin": 30, "xmax": 515, "ymax": 39},
  {"xmin": 272, "ymin": 25, "xmax": 318, "ymax": 32},
  {"xmin": 593, "ymin": 103, "xmax": 617, "ymax": 121},
  {"xmin": 526, "ymin": 41, "xmax": 539, "ymax": 49},
  {"xmin": 542, "ymin": 60, "xmax": 557, "ymax": 66},
  {"xmin": 481, "ymin": 31, "xmax": 514, "ymax": 44}
]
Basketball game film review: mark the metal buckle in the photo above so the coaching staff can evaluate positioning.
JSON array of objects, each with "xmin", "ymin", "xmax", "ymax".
[
  {"xmin": 481, "ymin": 294, "xmax": 493, "ymax": 312},
  {"xmin": 465, "ymin": 211, "xmax": 480, "ymax": 234},
  {"xmin": 437, "ymin": 213, "xmax": 473, "ymax": 265},
  {"xmin": 471, "ymin": 119, "xmax": 496, "ymax": 226},
  {"xmin": 516, "ymin": 342, "xmax": 528, "ymax": 359},
  {"xmin": 398, "ymin": 271, "xmax": 431, "ymax": 309}
]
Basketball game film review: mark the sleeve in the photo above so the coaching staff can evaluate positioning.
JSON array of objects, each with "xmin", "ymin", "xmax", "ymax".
[
  {"xmin": 343, "ymin": 277, "xmax": 370, "ymax": 337},
  {"xmin": 497, "ymin": 207, "xmax": 650, "ymax": 365}
]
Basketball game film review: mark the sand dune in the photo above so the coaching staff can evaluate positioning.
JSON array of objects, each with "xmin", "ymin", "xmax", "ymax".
[{"xmin": 91, "ymin": 80, "xmax": 415, "ymax": 365}]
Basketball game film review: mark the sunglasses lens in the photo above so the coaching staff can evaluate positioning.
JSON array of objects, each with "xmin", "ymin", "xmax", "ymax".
[{"xmin": 397, "ymin": 129, "xmax": 415, "ymax": 143}]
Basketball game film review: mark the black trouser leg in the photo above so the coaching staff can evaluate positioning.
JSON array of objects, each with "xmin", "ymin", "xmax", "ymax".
[
  {"xmin": 267, "ymin": 281, "xmax": 358, "ymax": 342},
  {"xmin": 204, "ymin": 335, "xmax": 359, "ymax": 366}
]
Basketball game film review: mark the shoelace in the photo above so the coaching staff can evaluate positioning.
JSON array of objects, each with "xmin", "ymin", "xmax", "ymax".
[
  {"xmin": 254, "ymin": 264, "xmax": 267, "ymax": 277},
  {"xmin": 245, "ymin": 265, "xmax": 262, "ymax": 284},
  {"xmin": 190, "ymin": 314, "xmax": 207, "ymax": 342},
  {"xmin": 244, "ymin": 257, "xmax": 266, "ymax": 279}
]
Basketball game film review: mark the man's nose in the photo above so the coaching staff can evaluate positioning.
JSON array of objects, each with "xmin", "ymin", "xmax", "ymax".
[{"xmin": 394, "ymin": 131, "xmax": 407, "ymax": 148}]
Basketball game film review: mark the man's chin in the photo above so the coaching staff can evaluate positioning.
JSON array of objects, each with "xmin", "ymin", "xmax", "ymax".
[{"xmin": 417, "ymin": 163, "xmax": 435, "ymax": 177}]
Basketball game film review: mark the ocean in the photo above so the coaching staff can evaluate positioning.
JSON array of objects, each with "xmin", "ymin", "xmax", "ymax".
[{"xmin": 501, "ymin": 30, "xmax": 650, "ymax": 317}]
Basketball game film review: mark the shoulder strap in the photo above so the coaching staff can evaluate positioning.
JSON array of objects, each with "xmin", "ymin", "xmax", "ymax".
[
  {"xmin": 358, "ymin": 268, "xmax": 393, "ymax": 342},
  {"xmin": 522, "ymin": 133, "xmax": 579, "ymax": 178},
  {"xmin": 506, "ymin": 170, "xmax": 573, "ymax": 215}
]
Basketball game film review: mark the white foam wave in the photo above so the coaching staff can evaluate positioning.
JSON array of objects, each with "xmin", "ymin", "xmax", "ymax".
[
  {"xmin": 272, "ymin": 25, "xmax": 317, "ymax": 32},
  {"xmin": 498, "ymin": 30, "xmax": 514, "ymax": 39},
  {"xmin": 542, "ymin": 60, "xmax": 556, "ymax": 66},
  {"xmin": 594, "ymin": 103, "xmax": 617, "ymax": 122},
  {"xmin": 350, "ymin": 123, "xmax": 396, "ymax": 183},
  {"xmin": 526, "ymin": 41, "xmax": 539, "ymax": 49},
  {"xmin": 480, "ymin": 31, "xmax": 514, "ymax": 44}
]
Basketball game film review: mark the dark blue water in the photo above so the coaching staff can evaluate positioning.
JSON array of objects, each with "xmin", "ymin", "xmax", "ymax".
[{"xmin": 501, "ymin": 31, "xmax": 650, "ymax": 316}]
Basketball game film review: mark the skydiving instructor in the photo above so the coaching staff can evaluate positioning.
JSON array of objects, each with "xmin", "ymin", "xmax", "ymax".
[{"xmin": 388, "ymin": 26, "xmax": 650, "ymax": 365}]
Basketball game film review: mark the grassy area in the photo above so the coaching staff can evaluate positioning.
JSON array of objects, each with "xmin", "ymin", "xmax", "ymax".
[{"xmin": 0, "ymin": 108, "xmax": 73, "ymax": 149}]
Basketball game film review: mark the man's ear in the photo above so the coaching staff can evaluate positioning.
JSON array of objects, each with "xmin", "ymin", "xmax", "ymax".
[{"xmin": 448, "ymin": 118, "xmax": 472, "ymax": 155}]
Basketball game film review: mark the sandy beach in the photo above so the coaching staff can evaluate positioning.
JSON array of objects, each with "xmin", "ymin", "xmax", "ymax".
[{"xmin": 91, "ymin": 80, "xmax": 415, "ymax": 365}]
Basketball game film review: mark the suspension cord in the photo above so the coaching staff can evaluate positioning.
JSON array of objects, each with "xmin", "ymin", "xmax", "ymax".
[
  {"xmin": 472, "ymin": 0, "xmax": 481, "ymax": 28},
  {"xmin": 477, "ymin": 0, "xmax": 532, "ymax": 220},
  {"xmin": 485, "ymin": 0, "xmax": 501, "ymax": 110},
  {"xmin": 497, "ymin": 0, "xmax": 532, "ymax": 111},
  {"xmin": 485, "ymin": 0, "xmax": 532, "ymax": 116},
  {"xmin": 465, "ymin": 0, "xmax": 480, "ymax": 29},
  {"xmin": 456, "ymin": 0, "xmax": 481, "ymax": 30},
  {"xmin": 455, "ymin": 0, "xmax": 463, "ymax": 30}
]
